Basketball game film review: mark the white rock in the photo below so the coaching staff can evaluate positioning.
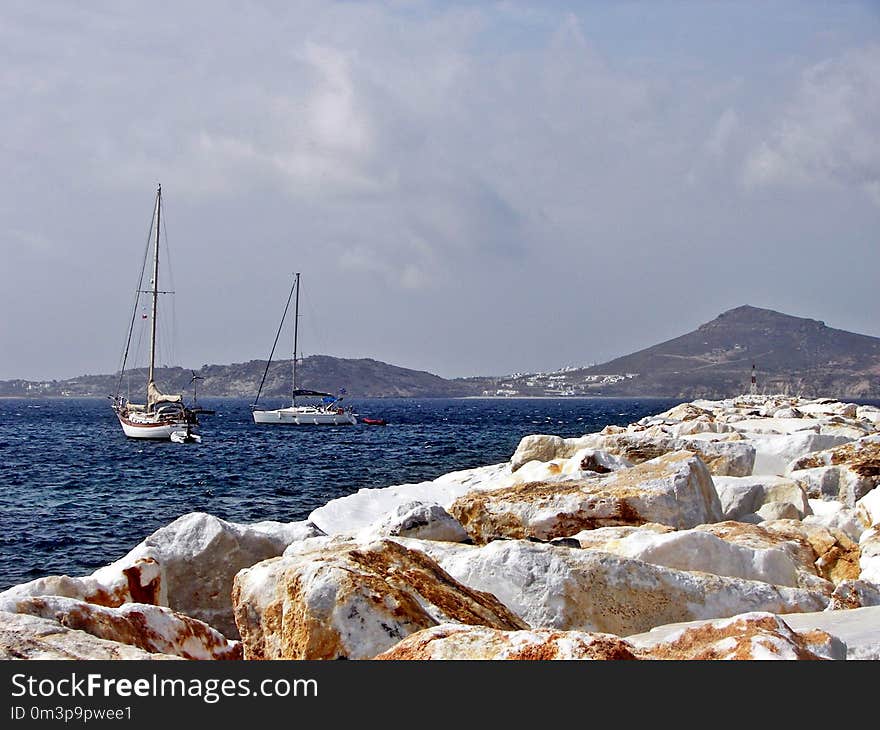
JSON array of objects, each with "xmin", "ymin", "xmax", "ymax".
[
  {"xmin": 308, "ymin": 463, "xmax": 513, "ymax": 536},
  {"xmin": 408, "ymin": 538, "xmax": 828, "ymax": 636},
  {"xmin": 0, "ymin": 611, "xmax": 182, "ymax": 660},
  {"xmin": 357, "ymin": 501, "xmax": 470, "ymax": 543},
  {"xmin": 860, "ymin": 526, "xmax": 880, "ymax": 586}
]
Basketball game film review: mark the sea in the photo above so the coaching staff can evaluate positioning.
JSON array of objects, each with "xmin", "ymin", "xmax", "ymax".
[
  {"xmin": 0, "ymin": 396, "xmax": 693, "ymax": 591},
  {"xmin": 14, "ymin": 394, "xmax": 880, "ymax": 594}
]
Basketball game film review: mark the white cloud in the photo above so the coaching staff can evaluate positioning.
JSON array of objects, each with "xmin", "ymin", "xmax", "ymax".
[
  {"xmin": 705, "ymin": 108, "xmax": 740, "ymax": 158},
  {"xmin": 743, "ymin": 44, "xmax": 880, "ymax": 204}
]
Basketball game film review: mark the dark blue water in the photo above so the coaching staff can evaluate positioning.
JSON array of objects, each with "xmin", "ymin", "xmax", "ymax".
[{"xmin": 0, "ymin": 396, "xmax": 682, "ymax": 590}]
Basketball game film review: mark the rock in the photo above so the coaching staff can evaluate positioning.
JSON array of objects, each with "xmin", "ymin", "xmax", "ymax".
[
  {"xmin": 804, "ymin": 500, "xmax": 869, "ymax": 544},
  {"xmin": 826, "ymin": 580, "xmax": 880, "ymax": 610},
  {"xmin": 757, "ymin": 500, "xmax": 804, "ymax": 522},
  {"xmin": 629, "ymin": 611, "xmax": 845, "ymax": 660},
  {"xmin": 359, "ymin": 501, "xmax": 470, "ymax": 543},
  {"xmin": 748, "ymin": 432, "xmax": 852, "ymax": 477},
  {"xmin": 0, "ymin": 512, "xmax": 322, "ymax": 639},
  {"xmin": 570, "ymin": 525, "xmax": 804, "ymax": 588},
  {"xmin": 511, "ymin": 431, "xmax": 755, "ymax": 477},
  {"xmin": 860, "ymin": 525, "xmax": 880, "ymax": 585},
  {"xmin": 231, "ymin": 537, "xmax": 527, "ymax": 659},
  {"xmin": 10, "ymin": 596, "xmax": 241, "ymax": 660},
  {"xmin": 308, "ymin": 463, "xmax": 513, "ymax": 536},
  {"xmin": 0, "ymin": 611, "xmax": 182, "ymax": 660},
  {"xmin": 374, "ymin": 623, "xmax": 641, "ymax": 660},
  {"xmin": 411, "ymin": 538, "xmax": 829, "ymax": 636},
  {"xmin": 714, "ymin": 475, "xmax": 811, "ymax": 521},
  {"xmin": 753, "ymin": 520, "xmax": 861, "ymax": 587},
  {"xmin": 448, "ymin": 451, "xmax": 723, "ymax": 544},
  {"xmin": 787, "ymin": 435, "xmax": 880, "ymax": 505},
  {"xmin": 510, "ymin": 435, "xmax": 566, "ymax": 471}
]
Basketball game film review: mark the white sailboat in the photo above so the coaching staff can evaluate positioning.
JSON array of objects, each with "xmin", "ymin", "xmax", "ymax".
[
  {"xmin": 252, "ymin": 273, "xmax": 357, "ymax": 426},
  {"xmin": 111, "ymin": 184, "xmax": 201, "ymax": 440}
]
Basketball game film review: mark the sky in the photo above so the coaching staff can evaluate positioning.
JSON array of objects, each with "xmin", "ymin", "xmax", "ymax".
[{"xmin": 1, "ymin": 0, "xmax": 879, "ymax": 381}]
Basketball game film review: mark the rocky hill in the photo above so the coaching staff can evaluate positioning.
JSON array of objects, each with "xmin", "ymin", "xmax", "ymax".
[
  {"xmin": 4, "ymin": 305, "xmax": 880, "ymax": 399},
  {"xmin": 465, "ymin": 305, "xmax": 880, "ymax": 399},
  {"xmin": 0, "ymin": 356, "xmax": 479, "ymax": 399}
]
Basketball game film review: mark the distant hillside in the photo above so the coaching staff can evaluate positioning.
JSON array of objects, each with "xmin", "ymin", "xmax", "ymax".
[
  {"xmin": 465, "ymin": 305, "xmax": 880, "ymax": 400},
  {"xmin": 0, "ymin": 356, "xmax": 479, "ymax": 399},
  {"xmin": 4, "ymin": 305, "xmax": 880, "ymax": 400}
]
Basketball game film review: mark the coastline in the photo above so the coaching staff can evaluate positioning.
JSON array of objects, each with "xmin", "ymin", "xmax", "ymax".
[{"xmin": 1, "ymin": 392, "xmax": 879, "ymax": 662}]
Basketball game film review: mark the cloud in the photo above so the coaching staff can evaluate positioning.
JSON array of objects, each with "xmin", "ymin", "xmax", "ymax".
[{"xmin": 743, "ymin": 44, "xmax": 880, "ymax": 204}]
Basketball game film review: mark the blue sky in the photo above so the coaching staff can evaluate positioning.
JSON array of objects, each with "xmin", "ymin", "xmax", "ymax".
[{"xmin": 1, "ymin": 1, "xmax": 878, "ymax": 380}]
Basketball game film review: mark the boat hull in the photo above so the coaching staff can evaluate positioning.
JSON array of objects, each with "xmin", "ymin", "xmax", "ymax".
[
  {"xmin": 116, "ymin": 413, "xmax": 195, "ymax": 439},
  {"xmin": 252, "ymin": 408, "xmax": 357, "ymax": 426}
]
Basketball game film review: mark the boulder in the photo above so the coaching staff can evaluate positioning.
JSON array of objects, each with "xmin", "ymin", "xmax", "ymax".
[
  {"xmin": 448, "ymin": 451, "xmax": 723, "ymax": 544},
  {"xmin": 628, "ymin": 611, "xmax": 845, "ymax": 660},
  {"xmin": 787, "ymin": 435, "xmax": 880, "ymax": 506},
  {"xmin": 412, "ymin": 538, "xmax": 829, "ymax": 636},
  {"xmin": 358, "ymin": 501, "xmax": 470, "ymax": 543},
  {"xmin": 0, "ymin": 611, "xmax": 182, "ymax": 660},
  {"xmin": 10, "ymin": 596, "xmax": 241, "ymax": 659},
  {"xmin": 0, "ymin": 512, "xmax": 323, "ymax": 639},
  {"xmin": 375, "ymin": 623, "xmax": 641, "ymax": 660},
  {"xmin": 231, "ymin": 538, "xmax": 526, "ymax": 660}
]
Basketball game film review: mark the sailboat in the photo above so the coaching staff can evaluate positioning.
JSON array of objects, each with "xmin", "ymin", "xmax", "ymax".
[
  {"xmin": 111, "ymin": 183, "xmax": 201, "ymax": 440},
  {"xmin": 252, "ymin": 272, "xmax": 357, "ymax": 426}
]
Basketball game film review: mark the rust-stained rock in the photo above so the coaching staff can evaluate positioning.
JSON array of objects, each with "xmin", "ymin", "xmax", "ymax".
[
  {"xmin": 12, "ymin": 596, "xmax": 241, "ymax": 660},
  {"xmin": 0, "ymin": 611, "xmax": 183, "ymax": 660},
  {"xmin": 374, "ymin": 623, "xmax": 641, "ymax": 660},
  {"xmin": 449, "ymin": 451, "xmax": 723, "ymax": 544},
  {"xmin": 757, "ymin": 520, "xmax": 861, "ymax": 586},
  {"xmin": 636, "ymin": 612, "xmax": 844, "ymax": 660},
  {"xmin": 511, "ymin": 431, "xmax": 755, "ymax": 476},
  {"xmin": 826, "ymin": 580, "xmax": 880, "ymax": 610},
  {"xmin": 232, "ymin": 538, "xmax": 526, "ymax": 660},
  {"xmin": 788, "ymin": 436, "xmax": 880, "ymax": 505},
  {"xmin": 0, "ymin": 513, "xmax": 321, "ymax": 640}
]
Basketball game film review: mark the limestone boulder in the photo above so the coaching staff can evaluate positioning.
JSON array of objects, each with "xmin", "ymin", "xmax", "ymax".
[
  {"xmin": 804, "ymin": 500, "xmax": 869, "ymax": 544},
  {"xmin": 448, "ymin": 451, "xmax": 723, "ymax": 544},
  {"xmin": 0, "ymin": 611, "xmax": 182, "ymax": 660},
  {"xmin": 411, "ymin": 538, "xmax": 829, "ymax": 636},
  {"xmin": 231, "ymin": 537, "xmax": 526, "ymax": 660},
  {"xmin": 747, "ymin": 432, "xmax": 852, "ymax": 476},
  {"xmin": 629, "ymin": 611, "xmax": 845, "ymax": 660},
  {"xmin": 358, "ymin": 501, "xmax": 470, "ymax": 543},
  {"xmin": 308, "ymin": 463, "xmax": 513, "ymax": 536},
  {"xmin": 787, "ymin": 435, "xmax": 880, "ymax": 506},
  {"xmin": 0, "ymin": 512, "xmax": 323, "ymax": 639},
  {"xmin": 860, "ymin": 526, "xmax": 880, "ymax": 586},
  {"xmin": 375, "ymin": 623, "xmax": 640, "ymax": 660},
  {"xmin": 826, "ymin": 580, "xmax": 880, "ymax": 610},
  {"xmin": 511, "ymin": 431, "xmax": 755, "ymax": 477},
  {"xmin": 713, "ymin": 475, "xmax": 811, "ymax": 521},
  {"xmin": 10, "ymin": 596, "xmax": 241, "ymax": 659}
]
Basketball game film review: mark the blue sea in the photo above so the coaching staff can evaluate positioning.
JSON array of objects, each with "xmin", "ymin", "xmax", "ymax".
[{"xmin": 0, "ymin": 394, "xmax": 714, "ymax": 591}]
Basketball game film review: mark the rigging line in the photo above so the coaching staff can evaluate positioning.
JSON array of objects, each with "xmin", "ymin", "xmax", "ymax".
[
  {"xmin": 159, "ymin": 194, "xmax": 180, "ymax": 371},
  {"xmin": 252, "ymin": 274, "xmax": 298, "ymax": 409},
  {"xmin": 115, "ymin": 191, "xmax": 158, "ymax": 399}
]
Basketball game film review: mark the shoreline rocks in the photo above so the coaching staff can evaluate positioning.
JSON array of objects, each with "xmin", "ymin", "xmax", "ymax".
[{"xmin": 3, "ymin": 393, "xmax": 880, "ymax": 660}]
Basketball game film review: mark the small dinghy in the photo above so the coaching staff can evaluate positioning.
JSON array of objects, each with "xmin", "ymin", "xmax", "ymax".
[
  {"xmin": 171, "ymin": 429, "xmax": 202, "ymax": 444},
  {"xmin": 361, "ymin": 417, "xmax": 387, "ymax": 426}
]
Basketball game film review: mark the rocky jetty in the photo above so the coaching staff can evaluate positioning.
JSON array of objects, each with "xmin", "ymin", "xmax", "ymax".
[{"xmin": 2, "ymin": 393, "xmax": 880, "ymax": 660}]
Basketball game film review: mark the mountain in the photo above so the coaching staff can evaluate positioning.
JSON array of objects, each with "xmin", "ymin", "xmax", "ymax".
[
  {"xmin": 464, "ymin": 305, "xmax": 880, "ymax": 399},
  {"xmin": 0, "ymin": 356, "xmax": 479, "ymax": 399},
  {"xmin": 4, "ymin": 305, "xmax": 880, "ymax": 400}
]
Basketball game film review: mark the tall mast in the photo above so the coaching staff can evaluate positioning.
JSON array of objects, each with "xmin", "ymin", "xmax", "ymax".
[
  {"xmin": 292, "ymin": 271, "xmax": 300, "ymax": 406},
  {"xmin": 148, "ymin": 183, "xmax": 161, "ymax": 402}
]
